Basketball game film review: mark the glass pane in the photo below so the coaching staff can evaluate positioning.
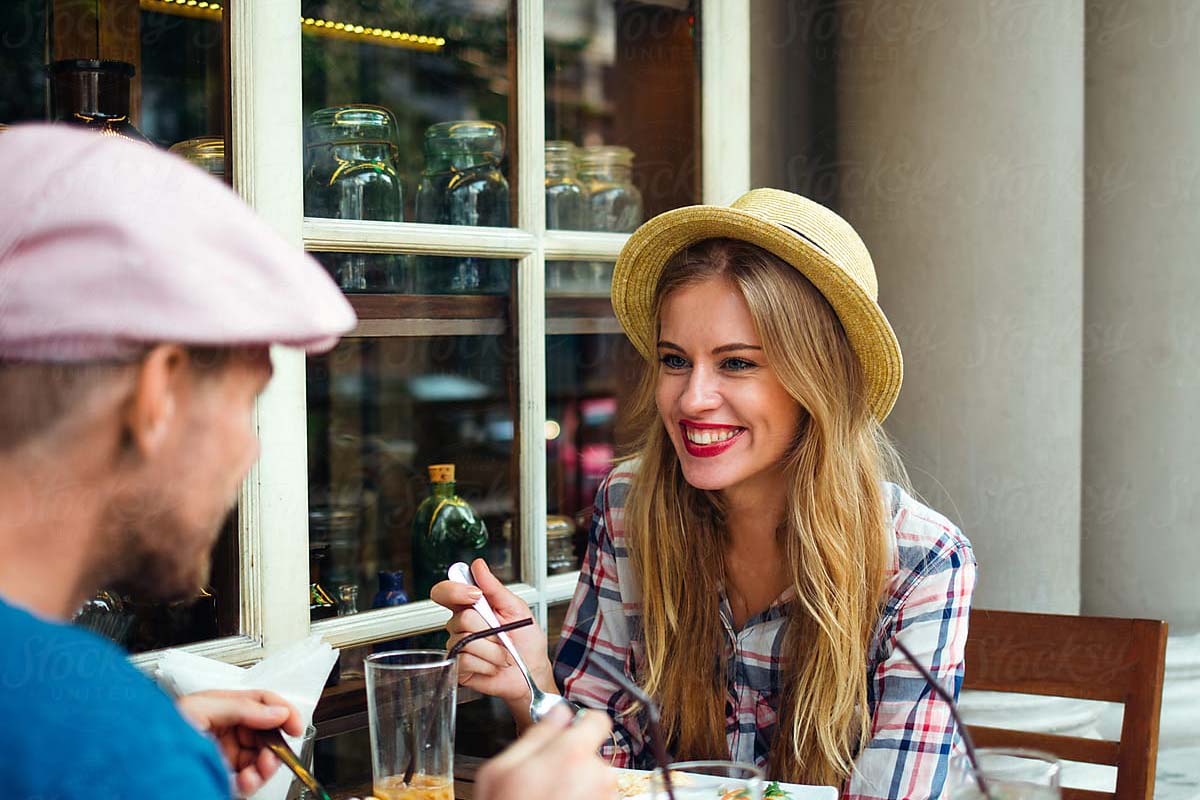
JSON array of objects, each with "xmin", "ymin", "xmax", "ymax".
[
  {"xmin": 545, "ymin": 1, "xmax": 700, "ymax": 231},
  {"xmin": 545, "ymin": 261, "xmax": 641, "ymax": 576},
  {"xmin": 0, "ymin": 1, "xmax": 237, "ymax": 653},
  {"xmin": 307, "ymin": 257, "xmax": 520, "ymax": 618},
  {"xmin": 301, "ymin": 1, "xmax": 515, "ymax": 227},
  {"xmin": 546, "ymin": 599, "xmax": 572, "ymax": 649}
]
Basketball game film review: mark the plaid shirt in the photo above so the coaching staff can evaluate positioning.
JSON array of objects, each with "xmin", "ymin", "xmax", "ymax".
[{"xmin": 553, "ymin": 461, "xmax": 977, "ymax": 800}]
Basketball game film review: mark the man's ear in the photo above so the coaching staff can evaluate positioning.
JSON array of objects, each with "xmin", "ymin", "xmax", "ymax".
[{"xmin": 123, "ymin": 344, "xmax": 189, "ymax": 457}]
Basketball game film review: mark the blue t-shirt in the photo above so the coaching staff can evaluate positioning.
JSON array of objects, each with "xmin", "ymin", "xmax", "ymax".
[{"xmin": 0, "ymin": 595, "xmax": 230, "ymax": 799}]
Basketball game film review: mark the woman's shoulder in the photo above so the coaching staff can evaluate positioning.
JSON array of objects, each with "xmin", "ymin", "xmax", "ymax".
[
  {"xmin": 594, "ymin": 457, "xmax": 639, "ymax": 514},
  {"xmin": 882, "ymin": 482, "xmax": 975, "ymax": 583}
]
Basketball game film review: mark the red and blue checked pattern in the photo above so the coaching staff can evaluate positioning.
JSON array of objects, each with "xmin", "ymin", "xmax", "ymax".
[{"xmin": 552, "ymin": 462, "xmax": 977, "ymax": 800}]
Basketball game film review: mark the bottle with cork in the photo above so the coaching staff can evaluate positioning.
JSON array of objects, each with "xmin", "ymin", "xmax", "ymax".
[{"xmin": 412, "ymin": 464, "xmax": 489, "ymax": 599}]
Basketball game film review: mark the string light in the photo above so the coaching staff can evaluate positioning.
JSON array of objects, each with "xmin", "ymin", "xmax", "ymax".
[{"xmin": 139, "ymin": 0, "xmax": 446, "ymax": 51}]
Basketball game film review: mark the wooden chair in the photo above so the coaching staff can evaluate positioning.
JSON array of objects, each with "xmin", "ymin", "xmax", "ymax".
[{"xmin": 962, "ymin": 610, "xmax": 1168, "ymax": 800}]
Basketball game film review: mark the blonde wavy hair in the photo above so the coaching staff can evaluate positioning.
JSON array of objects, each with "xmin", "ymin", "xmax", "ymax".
[{"xmin": 621, "ymin": 238, "xmax": 906, "ymax": 785}]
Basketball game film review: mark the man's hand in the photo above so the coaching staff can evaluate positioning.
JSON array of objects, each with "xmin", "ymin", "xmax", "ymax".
[
  {"xmin": 476, "ymin": 705, "xmax": 616, "ymax": 800},
  {"xmin": 177, "ymin": 688, "xmax": 304, "ymax": 797}
]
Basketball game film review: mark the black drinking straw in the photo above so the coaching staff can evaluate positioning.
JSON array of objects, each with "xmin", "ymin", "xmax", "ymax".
[
  {"xmin": 892, "ymin": 639, "xmax": 989, "ymax": 797},
  {"xmin": 401, "ymin": 617, "xmax": 536, "ymax": 785},
  {"xmin": 589, "ymin": 656, "xmax": 677, "ymax": 800}
]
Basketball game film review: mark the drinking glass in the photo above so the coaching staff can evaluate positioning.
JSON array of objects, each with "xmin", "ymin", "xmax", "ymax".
[
  {"xmin": 947, "ymin": 748, "xmax": 1061, "ymax": 800},
  {"xmin": 284, "ymin": 724, "xmax": 318, "ymax": 800},
  {"xmin": 365, "ymin": 650, "xmax": 457, "ymax": 800},
  {"xmin": 645, "ymin": 760, "xmax": 764, "ymax": 800}
]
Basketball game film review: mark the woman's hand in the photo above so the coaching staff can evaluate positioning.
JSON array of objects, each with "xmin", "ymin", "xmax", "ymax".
[
  {"xmin": 430, "ymin": 559, "xmax": 555, "ymax": 714},
  {"xmin": 176, "ymin": 688, "xmax": 303, "ymax": 797}
]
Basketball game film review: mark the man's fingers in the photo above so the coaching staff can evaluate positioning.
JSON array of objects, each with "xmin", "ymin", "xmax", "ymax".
[
  {"xmin": 193, "ymin": 695, "xmax": 293, "ymax": 731},
  {"xmin": 550, "ymin": 708, "xmax": 613, "ymax": 756},
  {"xmin": 456, "ymin": 651, "xmax": 503, "ymax": 679},
  {"xmin": 490, "ymin": 708, "xmax": 574, "ymax": 767}
]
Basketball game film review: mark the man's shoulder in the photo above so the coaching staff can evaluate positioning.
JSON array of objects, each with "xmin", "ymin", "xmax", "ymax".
[{"xmin": 0, "ymin": 597, "xmax": 229, "ymax": 798}]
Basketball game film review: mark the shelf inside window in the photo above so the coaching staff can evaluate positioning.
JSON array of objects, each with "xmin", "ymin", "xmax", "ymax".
[{"xmin": 345, "ymin": 294, "xmax": 620, "ymax": 337}]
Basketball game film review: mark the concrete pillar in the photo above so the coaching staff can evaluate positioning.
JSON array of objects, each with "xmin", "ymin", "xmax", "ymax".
[
  {"xmin": 1085, "ymin": 2, "xmax": 1200, "ymax": 795},
  {"xmin": 836, "ymin": 0, "xmax": 1085, "ymax": 614}
]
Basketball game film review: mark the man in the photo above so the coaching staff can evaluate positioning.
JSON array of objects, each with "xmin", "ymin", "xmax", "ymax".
[{"xmin": 0, "ymin": 126, "xmax": 614, "ymax": 800}]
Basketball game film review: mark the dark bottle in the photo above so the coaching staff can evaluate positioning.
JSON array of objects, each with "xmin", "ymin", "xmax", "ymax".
[
  {"xmin": 372, "ymin": 570, "xmax": 411, "ymax": 609},
  {"xmin": 47, "ymin": 60, "xmax": 149, "ymax": 143},
  {"xmin": 412, "ymin": 464, "xmax": 489, "ymax": 600}
]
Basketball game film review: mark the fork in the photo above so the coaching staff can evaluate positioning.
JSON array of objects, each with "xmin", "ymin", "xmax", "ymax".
[{"xmin": 446, "ymin": 562, "xmax": 573, "ymax": 722}]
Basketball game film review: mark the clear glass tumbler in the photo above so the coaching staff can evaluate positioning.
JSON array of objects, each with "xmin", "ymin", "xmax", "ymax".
[
  {"xmin": 365, "ymin": 650, "xmax": 457, "ymax": 800},
  {"xmin": 947, "ymin": 748, "xmax": 1061, "ymax": 800}
]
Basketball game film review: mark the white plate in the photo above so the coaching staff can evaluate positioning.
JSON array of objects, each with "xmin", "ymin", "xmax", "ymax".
[{"xmin": 613, "ymin": 767, "xmax": 838, "ymax": 800}]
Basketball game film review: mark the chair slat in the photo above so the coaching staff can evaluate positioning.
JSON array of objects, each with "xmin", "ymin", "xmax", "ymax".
[
  {"xmin": 1061, "ymin": 788, "xmax": 1115, "ymax": 800},
  {"xmin": 968, "ymin": 726, "xmax": 1120, "ymax": 765}
]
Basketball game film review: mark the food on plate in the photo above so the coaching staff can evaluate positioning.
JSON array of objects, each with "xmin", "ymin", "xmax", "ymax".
[{"xmin": 615, "ymin": 770, "xmax": 693, "ymax": 798}]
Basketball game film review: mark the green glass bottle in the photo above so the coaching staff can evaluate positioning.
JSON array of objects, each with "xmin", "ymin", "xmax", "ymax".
[{"xmin": 412, "ymin": 464, "xmax": 489, "ymax": 599}]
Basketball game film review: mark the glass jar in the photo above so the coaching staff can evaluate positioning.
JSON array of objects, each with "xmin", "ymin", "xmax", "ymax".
[
  {"xmin": 415, "ymin": 121, "xmax": 511, "ymax": 294},
  {"xmin": 545, "ymin": 141, "xmax": 587, "ymax": 231},
  {"xmin": 169, "ymin": 136, "xmax": 225, "ymax": 182},
  {"xmin": 546, "ymin": 515, "xmax": 578, "ymax": 574},
  {"xmin": 304, "ymin": 105, "xmax": 405, "ymax": 291},
  {"xmin": 577, "ymin": 145, "xmax": 643, "ymax": 233},
  {"xmin": 47, "ymin": 59, "xmax": 149, "ymax": 143}
]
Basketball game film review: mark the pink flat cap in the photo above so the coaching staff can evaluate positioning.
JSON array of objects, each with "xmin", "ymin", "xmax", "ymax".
[{"xmin": 0, "ymin": 124, "xmax": 356, "ymax": 361}]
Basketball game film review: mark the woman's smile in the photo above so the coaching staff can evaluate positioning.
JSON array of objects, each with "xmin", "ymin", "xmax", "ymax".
[
  {"xmin": 656, "ymin": 275, "xmax": 802, "ymax": 493},
  {"xmin": 679, "ymin": 421, "xmax": 747, "ymax": 457}
]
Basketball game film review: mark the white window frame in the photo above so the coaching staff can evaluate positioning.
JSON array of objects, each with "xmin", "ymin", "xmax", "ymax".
[{"xmin": 133, "ymin": 0, "xmax": 748, "ymax": 670}]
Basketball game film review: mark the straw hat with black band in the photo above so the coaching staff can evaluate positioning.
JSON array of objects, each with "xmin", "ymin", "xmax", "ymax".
[{"xmin": 611, "ymin": 187, "xmax": 903, "ymax": 421}]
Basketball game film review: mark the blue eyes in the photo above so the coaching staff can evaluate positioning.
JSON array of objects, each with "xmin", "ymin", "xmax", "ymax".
[
  {"xmin": 660, "ymin": 354, "xmax": 689, "ymax": 370},
  {"xmin": 658, "ymin": 354, "xmax": 758, "ymax": 372}
]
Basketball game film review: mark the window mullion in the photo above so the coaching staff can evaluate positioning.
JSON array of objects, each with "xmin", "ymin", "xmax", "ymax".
[
  {"xmin": 517, "ymin": 0, "xmax": 549, "ymax": 608},
  {"xmin": 230, "ymin": 0, "xmax": 311, "ymax": 655}
]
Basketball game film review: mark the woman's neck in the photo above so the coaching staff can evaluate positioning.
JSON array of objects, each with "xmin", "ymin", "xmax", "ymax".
[{"xmin": 720, "ymin": 471, "xmax": 791, "ymax": 628}]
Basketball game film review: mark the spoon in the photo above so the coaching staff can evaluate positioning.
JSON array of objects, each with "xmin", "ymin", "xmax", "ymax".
[
  {"xmin": 260, "ymin": 728, "xmax": 334, "ymax": 800},
  {"xmin": 447, "ymin": 561, "xmax": 573, "ymax": 722}
]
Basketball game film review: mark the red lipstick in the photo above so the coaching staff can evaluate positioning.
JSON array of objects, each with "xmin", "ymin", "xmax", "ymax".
[{"xmin": 679, "ymin": 421, "xmax": 746, "ymax": 458}]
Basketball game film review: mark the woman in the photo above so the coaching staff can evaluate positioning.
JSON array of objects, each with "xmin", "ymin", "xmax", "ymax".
[{"xmin": 431, "ymin": 189, "xmax": 976, "ymax": 799}]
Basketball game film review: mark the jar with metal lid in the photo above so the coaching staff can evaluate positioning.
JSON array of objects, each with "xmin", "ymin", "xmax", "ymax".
[
  {"xmin": 577, "ymin": 145, "xmax": 642, "ymax": 233},
  {"xmin": 169, "ymin": 136, "xmax": 225, "ymax": 181},
  {"xmin": 545, "ymin": 141, "xmax": 587, "ymax": 231},
  {"xmin": 47, "ymin": 59, "xmax": 149, "ymax": 142},
  {"xmin": 415, "ymin": 121, "xmax": 511, "ymax": 294},
  {"xmin": 501, "ymin": 516, "xmax": 579, "ymax": 575},
  {"xmin": 304, "ymin": 105, "xmax": 405, "ymax": 291}
]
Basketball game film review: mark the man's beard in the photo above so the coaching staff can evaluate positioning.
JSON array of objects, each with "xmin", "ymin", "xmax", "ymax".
[{"xmin": 95, "ymin": 487, "xmax": 222, "ymax": 602}]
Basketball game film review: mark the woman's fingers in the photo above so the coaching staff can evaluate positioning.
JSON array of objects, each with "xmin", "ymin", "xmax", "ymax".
[
  {"xmin": 469, "ymin": 559, "xmax": 529, "ymax": 618},
  {"xmin": 431, "ymin": 579, "xmax": 484, "ymax": 609}
]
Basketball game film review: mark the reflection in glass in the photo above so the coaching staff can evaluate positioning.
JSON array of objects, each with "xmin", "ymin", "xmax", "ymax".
[
  {"xmin": 545, "ymin": 269, "xmax": 642, "ymax": 563},
  {"xmin": 307, "ymin": 261, "xmax": 519, "ymax": 612},
  {"xmin": 302, "ymin": 1, "xmax": 514, "ymax": 224},
  {"xmin": 545, "ymin": 1, "xmax": 699, "ymax": 228}
]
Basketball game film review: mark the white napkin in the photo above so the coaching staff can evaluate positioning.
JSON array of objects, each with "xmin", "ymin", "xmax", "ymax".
[{"xmin": 156, "ymin": 636, "xmax": 340, "ymax": 800}]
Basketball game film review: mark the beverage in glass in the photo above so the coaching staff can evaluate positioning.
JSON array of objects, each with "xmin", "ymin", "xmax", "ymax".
[{"xmin": 365, "ymin": 650, "xmax": 457, "ymax": 800}]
